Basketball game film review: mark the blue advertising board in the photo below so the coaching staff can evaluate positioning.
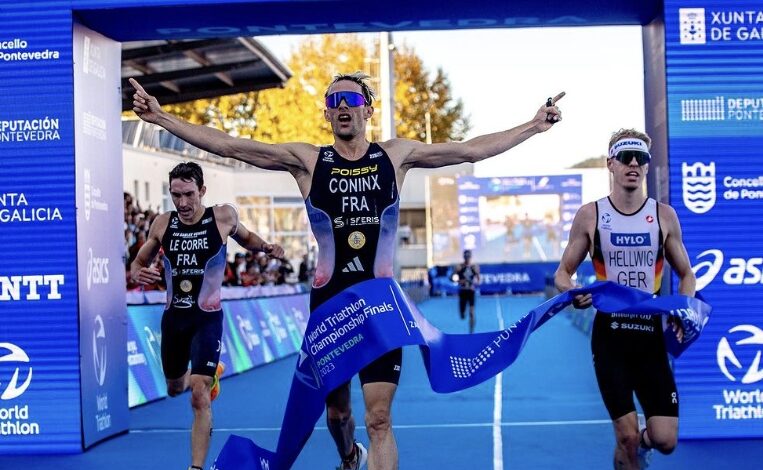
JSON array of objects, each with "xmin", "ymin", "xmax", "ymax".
[
  {"xmin": 127, "ymin": 294, "xmax": 309, "ymax": 407},
  {"xmin": 74, "ymin": 23, "xmax": 129, "ymax": 448},
  {"xmin": 666, "ymin": 0, "xmax": 763, "ymax": 439},
  {"xmin": 0, "ymin": 3, "xmax": 82, "ymax": 454}
]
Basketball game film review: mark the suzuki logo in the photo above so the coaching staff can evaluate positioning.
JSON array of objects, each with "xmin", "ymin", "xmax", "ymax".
[
  {"xmin": 692, "ymin": 249, "xmax": 723, "ymax": 291},
  {"xmin": 0, "ymin": 342, "xmax": 33, "ymax": 400},
  {"xmin": 93, "ymin": 315, "xmax": 107, "ymax": 386},
  {"xmin": 682, "ymin": 162, "xmax": 715, "ymax": 214},
  {"xmin": 717, "ymin": 325, "xmax": 763, "ymax": 384}
]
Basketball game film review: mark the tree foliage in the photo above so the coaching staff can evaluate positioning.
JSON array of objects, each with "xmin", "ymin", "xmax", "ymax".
[
  {"xmin": 165, "ymin": 34, "xmax": 470, "ymax": 144},
  {"xmin": 568, "ymin": 155, "xmax": 608, "ymax": 168}
]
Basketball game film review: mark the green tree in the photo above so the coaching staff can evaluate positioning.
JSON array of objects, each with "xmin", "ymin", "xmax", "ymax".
[
  {"xmin": 569, "ymin": 156, "xmax": 608, "ymax": 168},
  {"xmin": 166, "ymin": 34, "xmax": 470, "ymax": 145}
]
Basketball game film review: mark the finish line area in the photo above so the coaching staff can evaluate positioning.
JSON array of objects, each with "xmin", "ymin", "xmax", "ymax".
[{"xmin": 1, "ymin": 295, "xmax": 759, "ymax": 469}]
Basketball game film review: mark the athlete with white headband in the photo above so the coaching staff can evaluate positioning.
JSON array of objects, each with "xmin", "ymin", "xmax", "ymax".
[{"xmin": 554, "ymin": 128, "xmax": 696, "ymax": 469}]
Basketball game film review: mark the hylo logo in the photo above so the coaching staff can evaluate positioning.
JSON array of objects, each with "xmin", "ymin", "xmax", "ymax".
[
  {"xmin": 0, "ymin": 343, "xmax": 33, "ymax": 400},
  {"xmin": 717, "ymin": 325, "xmax": 763, "ymax": 384}
]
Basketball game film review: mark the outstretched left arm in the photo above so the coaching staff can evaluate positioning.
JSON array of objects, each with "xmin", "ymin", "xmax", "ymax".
[{"xmin": 390, "ymin": 92, "xmax": 564, "ymax": 169}]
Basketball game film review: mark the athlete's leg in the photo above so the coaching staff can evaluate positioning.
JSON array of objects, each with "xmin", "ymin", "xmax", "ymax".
[
  {"xmin": 642, "ymin": 416, "xmax": 677, "ymax": 454},
  {"xmin": 362, "ymin": 382, "xmax": 398, "ymax": 470},
  {"xmin": 189, "ymin": 373, "xmax": 214, "ymax": 467},
  {"xmin": 612, "ymin": 412, "xmax": 640, "ymax": 470},
  {"xmin": 634, "ymin": 343, "xmax": 679, "ymax": 456},
  {"xmin": 187, "ymin": 311, "xmax": 224, "ymax": 469},
  {"xmin": 166, "ymin": 370, "xmax": 190, "ymax": 396},
  {"xmin": 326, "ymin": 382, "xmax": 356, "ymax": 461},
  {"xmin": 468, "ymin": 293, "xmax": 476, "ymax": 333},
  {"xmin": 458, "ymin": 291, "xmax": 467, "ymax": 319}
]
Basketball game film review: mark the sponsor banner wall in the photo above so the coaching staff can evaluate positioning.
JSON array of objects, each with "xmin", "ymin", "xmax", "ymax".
[
  {"xmin": 127, "ymin": 294, "xmax": 308, "ymax": 407},
  {"xmin": 667, "ymin": 0, "xmax": 763, "ymax": 438},
  {"xmin": 73, "ymin": 22, "xmax": 129, "ymax": 448},
  {"xmin": 0, "ymin": 3, "xmax": 82, "ymax": 454}
]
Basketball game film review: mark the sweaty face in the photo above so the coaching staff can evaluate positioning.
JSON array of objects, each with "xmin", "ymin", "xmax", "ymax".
[
  {"xmin": 324, "ymin": 81, "xmax": 372, "ymax": 141},
  {"xmin": 169, "ymin": 178, "xmax": 205, "ymax": 223},
  {"xmin": 609, "ymin": 154, "xmax": 649, "ymax": 192}
]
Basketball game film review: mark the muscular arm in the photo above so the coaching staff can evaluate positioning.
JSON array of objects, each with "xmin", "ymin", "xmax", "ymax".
[
  {"xmin": 129, "ymin": 214, "xmax": 168, "ymax": 285},
  {"xmin": 388, "ymin": 92, "xmax": 564, "ymax": 170},
  {"xmin": 555, "ymin": 203, "xmax": 594, "ymax": 292},
  {"xmin": 215, "ymin": 205, "xmax": 286, "ymax": 258},
  {"xmin": 129, "ymin": 78, "xmax": 316, "ymax": 174},
  {"xmin": 660, "ymin": 203, "xmax": 696, "ymax": 297}
]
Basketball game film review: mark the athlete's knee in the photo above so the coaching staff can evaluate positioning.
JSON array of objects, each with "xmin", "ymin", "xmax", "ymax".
[
  {"xmin": 647, "ymin": 429, "xmax": 677, "ymax": 454},
  {"xmin": 616, "ymin": 429, "xmax": 640, "ymax": 454},
  {"xmin": 189, "ymin": 378, "xmax": 211, "ymax": 411},
  {"xmin": 365, "ymin": 407, "xmax": 392, "ymax": 437},
  {"xmin": 166, "ymin": 380, "xmax": 185, "ymax": 397}
]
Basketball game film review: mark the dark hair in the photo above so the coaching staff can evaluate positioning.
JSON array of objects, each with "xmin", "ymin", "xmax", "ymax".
[
  {"xmin": 463, "ymin": 250, "xmax": 472, "ymax": 258},
  {"xmin": 325, "ymin": 72, "xmax": 376, "ymax": 106},
  {"xmin": 169, "ymin": 162, "xmax": 204, "ymax": 189}
]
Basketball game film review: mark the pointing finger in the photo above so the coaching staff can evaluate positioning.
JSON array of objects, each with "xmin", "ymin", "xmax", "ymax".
[
  {"xmin": 128, "ymin": 77, "xmax": 147, "ymax": 95},
  {"xmin": 551, "ymin": 91, "xmax": 566, "ymax": 104}
]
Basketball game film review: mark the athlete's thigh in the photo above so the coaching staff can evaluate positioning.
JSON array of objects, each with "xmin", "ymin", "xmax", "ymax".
[
  {"xmin": 359, "ymin": 348, "xmax": 402, "ymax": 386},
  {"xmin": 189, "ymin": 310, "xmax": 223, "ymax": 377},
  {"xmin": 633, "ymin": 347, "xmax": 678, "ymax": 419},
  {"xmin": 591, "ymin": 326, "xmax": 636, "ymax": 420},
  {"xmin": 161, "ymin": 310, "xmax": 194, "ymax": 380}
]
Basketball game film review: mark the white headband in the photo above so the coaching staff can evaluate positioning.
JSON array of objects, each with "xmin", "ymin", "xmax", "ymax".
[{"xmin": 608, "ymin": 138, "xmax": 650, "ymax": 158}]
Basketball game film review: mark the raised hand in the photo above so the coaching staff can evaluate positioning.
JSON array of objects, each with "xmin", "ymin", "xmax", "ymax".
[
  {"xmin": 534, "ymin": 91, "xmax": 565, "ymax": 132},
  {"xmin": 129, "ymin": 77, "xmax": 163, "ymax": 124}
]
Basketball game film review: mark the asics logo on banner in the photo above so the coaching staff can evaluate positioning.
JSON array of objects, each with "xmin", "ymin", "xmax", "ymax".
[
  {"xmin": 93, "ymin": 315, "xmax": 107, "ymax": 386},
  {"xmin": 610, "ymin": 233, "xmax": 651, "ymax": 247},
  {"xmin": 87, "ymin": 248, "xmax": 110, "ymax": 290},
  {"xmin": 717, "ymin": 325, "xmax": 763, "ymax": 384},
  {"xmin": 260, "ymin": 457, "xmax": 271, "ymax": 470},
  {"xmin": 679, "ymin": 8, "xmax": 706, "ymax": 45},
  {"xmin": 682, "ymin": 162, "xmax": 716, "ymax": 214},
  {"xmin": 692, "ymin": 249, "xmax": 763, "ymax": 289},
  {"xmin": 0, "ymin": 342, "xmax": 33, "ymax": 400}
]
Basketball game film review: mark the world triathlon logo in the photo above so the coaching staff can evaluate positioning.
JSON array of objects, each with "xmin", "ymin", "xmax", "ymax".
[
  {"xmin": 717, "ymin": 325, "xmax": 763, "ymax": 384},
  {"xmin": 93, "ymin": 315, "xmax": 108, "ymax": 387},
  {"xmin": 0, "ymin": 342, "xmax": 33, "ymax": 400},
  {"xmin": 682, "ymin": 162, "xmax": 715, "ymax": 214},
  {"xmin": 679, "ymin": 8, "xmax": 706, "ymax": 44}
]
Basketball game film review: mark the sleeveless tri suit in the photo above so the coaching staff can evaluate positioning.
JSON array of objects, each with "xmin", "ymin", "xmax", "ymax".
[
  {"xmin": 160, "ymin": 206, "xmax": 227, "ymax": 379},
  {"xmin": 305, "ymin": 143, "xmax": 402, "ymax": 384},
  {"xmin": 591, "ymin": 197, "xmax": 678, "ymax": 419}
]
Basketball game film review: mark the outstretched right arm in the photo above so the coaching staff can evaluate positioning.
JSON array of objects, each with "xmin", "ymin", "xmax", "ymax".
[{"xmin": 129, "ymin": 78, "xmax": 315, "ymax": 174}]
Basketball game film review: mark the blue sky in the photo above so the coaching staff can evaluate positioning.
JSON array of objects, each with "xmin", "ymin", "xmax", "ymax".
[{"xmin": 257, "ymin": 26, "xmax": 645, "ymax": 174}]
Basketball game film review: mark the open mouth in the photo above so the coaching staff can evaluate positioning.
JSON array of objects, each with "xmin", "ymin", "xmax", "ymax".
[
  {"xmin": 626, "ymin": 171, "xmax": 639, "ymax": 177},
  {"xmin": 338, "ymin": 114, "xmax": 351, "ymax": 123}
]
